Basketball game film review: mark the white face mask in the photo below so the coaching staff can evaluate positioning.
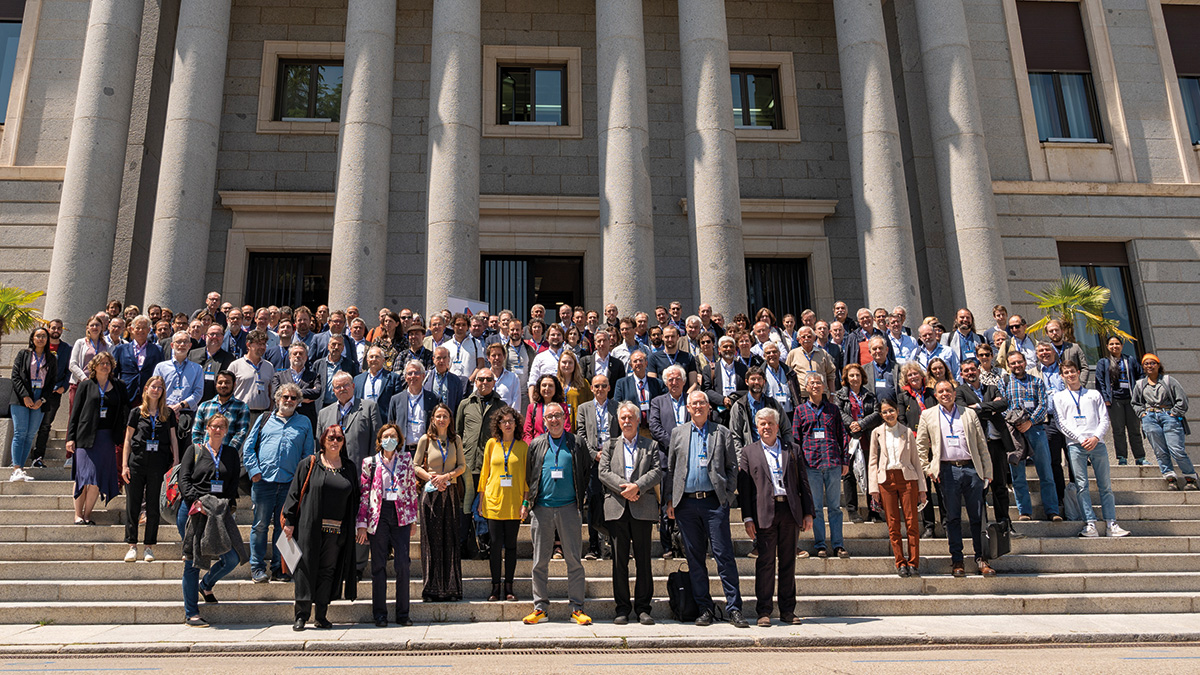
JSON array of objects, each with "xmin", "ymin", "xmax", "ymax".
[{"xmin": 381, "ymin": 437, "xmax": 399, "ymax": 452}]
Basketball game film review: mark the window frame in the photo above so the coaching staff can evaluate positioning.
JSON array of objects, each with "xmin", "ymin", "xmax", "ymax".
[
  {"xmin": 257, "ymin": 41, "xmax": 345, "ymax": 136},
  {"xmin": 727, "ymin": 51, "xmax": 800, "ymax": 142},
  {"xmin": 1027, "ymin": 70, "xmax": 1105, "ymax": 143},
  {"xmin": 482, "ymin": 45, "xmax": 582, "ymax": 140},
  {"xmin": 730, "ymin": 68, "xmax": 781, "ymax": 131},
  {"xmin": 1180, "ymin": 75, "xmax": 1200, "ymax": 145},
  {"xmin": 274, "ymin": 58, "xmax": 344, "ymax": 123},
  {"xmin": 496, "ymin": 63, "xmax": 567, "ymax": 127}
]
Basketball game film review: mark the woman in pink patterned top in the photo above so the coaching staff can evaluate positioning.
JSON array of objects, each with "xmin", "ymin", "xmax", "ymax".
[{"xmin": 355, "ymin": 423, "xmax": 419, "ymax": 627}]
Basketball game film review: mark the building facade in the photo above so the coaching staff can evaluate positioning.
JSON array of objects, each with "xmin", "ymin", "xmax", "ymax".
[{"xmin": 0, "ymin": 0, "xmax": 1197, "ymax": 423}]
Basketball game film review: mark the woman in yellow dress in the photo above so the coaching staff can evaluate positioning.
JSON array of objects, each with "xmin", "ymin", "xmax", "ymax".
[{"xmin": 477, "ymin": 406, "xmax": 528, "ymax": 601}]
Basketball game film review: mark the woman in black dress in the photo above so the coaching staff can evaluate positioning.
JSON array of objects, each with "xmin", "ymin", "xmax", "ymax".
[
  {"xmin": 121, "ymin": 375, "xmax": 179, "ymax": 562},
  {"xmin": 283, "ymin": 424, "xmax": 361, "ymax": 631},
  {"xmin": 65, "ymin": 351, "xmax": 127, "ymax": 524},
  {"xmin": 412, "ymin": 403, "xmax": 465, "ymax": 602}
]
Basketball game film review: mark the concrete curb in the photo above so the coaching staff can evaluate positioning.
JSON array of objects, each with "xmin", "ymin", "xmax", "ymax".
[{"xmin": 4, "ymin": 631, "xmax": 1200, "ymax": 654}]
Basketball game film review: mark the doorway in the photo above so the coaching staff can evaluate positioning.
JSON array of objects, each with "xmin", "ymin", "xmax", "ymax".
[{"xmin": 481, "ymin": 255, "xmax": 584, "ymax": 319}]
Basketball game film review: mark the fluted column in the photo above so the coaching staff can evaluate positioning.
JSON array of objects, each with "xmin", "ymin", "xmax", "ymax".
[
  {"xmin": 834, "ymin": 0, "xmax": 922, "ymax": 314},
  {"xmin": 677, "ymin": 0, "xmax": 747, "ymax": 319},
  {"xmin": 143, "ymin": 0, "xmax": 233, "ymax": 311},
  {"xmin": 327, "ymin": 0, "xmax": 396, "ymax": 317},
  {"xmin": 424, "ymin": 0, "xmax": 481, "ymax": 315},
  {"xmin": 913, "ymin": 0, "xmax": 1010, "ymax": 310},
  {"xmin": 43, "ymin": 0, "xmax": 145, "ymax": 333},
  {"xmin": 597, "ymin": 0, "xmax": 656, "ymax": 314}
]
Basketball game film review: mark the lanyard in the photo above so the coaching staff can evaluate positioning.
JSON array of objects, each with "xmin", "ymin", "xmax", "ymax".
[
  {"xmin": 368, "ymin": 371, "xmax": 383, "ymax": 396},
  {"xmin": 339, "ymin": 402, "xmax": 353, "ymax": 427},
  {"xmin": 596, "ymin": 404, "xmax": 607, "ymax": 431},
  {"xmin": 98, "ymin": 385, "xmax": 107, "ymax": 409},
  {"xmin": 739, "ymin": 356, "xmax": 752, "ymax": 368},
  {"xmin": 637, "ymin": 379, "xmax": 646, "ymax": 402},
  {"xmin": 32, "ymin": 351, "xmax": 45, "ymax": 376},
  {"xmin": 671, "ymin": 395, "xmax": 686, "ymax": 423},
  {"xmin": 208, "ymin": 442, "xmax": 222, "ymax": 470},
  {"xmin": 434, "ymin": 372, "xmax": 446, "ymax": 396},
  {"xmin": 217, "ymin": 398, "xmax": 232, "ymax": 415},
  {"xmin": 452, "ymin": 340, "xmax": 465, "ymax": 364},
  {"xmin": 624, "ymin": 439, "xmax": 637, "ymax": 471},
  {"xmin": 808, "ymin": 401, "xmax": 825, "ymax": 431},
  {"xmin": 1068, "ymin": 388, "xmax": 1084, "ymax": 416},
  {"xmin": 89, "ymin": 338, "xmax": 104, "ymax": 355},
  {"xmin": 133, "ymin": 342, "xmax": 147, "ymax": 364},
  {"xmin": 502, "ymin": 439, "xmax": 515, "ymax": 474},
  {"xmin": 693, "ymin": 424, "xmax": 709, "ymax": 451},
  {"xmin": 768, "ymin": 365, "xmax": 786, "ymax": 391},
  {"xmin": 548, "ymin": 434, "xmax": 566, "ymax": 469},
  {"xmin": 509, "ymin": 343, "xmax": 523, "ymax": 368},
  {"xmin": 940, "ymin": 405, "xmax": 959, "ymax": 436},
  {"xmin": 764, "ymin": 441, "xmax": 783, "ymax": 480},
  {"xmin": 848, "ymin": 389, "xmax": 862, "ymax": 419},
  {"xmin": 382, "ymin": 454, "xmax": 399, "ymax": 488},
  {"xmin": 434, "ymin": 438, "xmax": 448, "ymax": 465},
  {"xmin": 149, "ymin": 412, "xmax": 158, "ymax": 440},
  {"xmin": 291, "ymin": 369, "xmax": 302, "ymax": 384}
]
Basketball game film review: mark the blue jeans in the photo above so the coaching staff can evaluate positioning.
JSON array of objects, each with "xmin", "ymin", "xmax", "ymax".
[
  {"xmin": 940, "ymin": 462, "xmax": 986, "ymax": 564},
  {"xmin": 808, "ymin": 466, "xmax": 843, "ymax": 550},
  {"xmin": 1067, "ymin": 441, "xmax": 1116, "ymax": 523},
  {"xmin": 674, "ymin": 495, "xmax": 742, "ymax": 614},
  {"xmin": 1142, "ymin": 412, "xmax": 1195, "ymax": 479},
  {"xmin": 177, "ymin": 500, "xmax": 239, "ymax": 618},
  {"xmin": 1010, "ymin": 423, "xmax": 1060, "ymax": 517},
  {"xmin": 9, "ymin": 403, "xmax": 45, "ymax": 468},
  {"xmin": 250, "ymin": 480, "xmax": 290, "ymax": 574}
]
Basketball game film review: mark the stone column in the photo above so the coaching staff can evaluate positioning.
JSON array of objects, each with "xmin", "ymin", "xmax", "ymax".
[
  {"xmin": 597, "ymin": 0, "xmax": 656, "ymax": 314},
  {"xmin": 833, "ymin": 0, "xmax": 922, "ymax": 314},
  {"xmin": 424, "ymin": 0, "xmax": 480, "ymax": 315},
  {"xmin": 912, "ymin": 0, "xmax": 1010, "ymax": 310},
  {"xmin": 42, "ymin": 0, "xmax": 145, "ymax": 332},
  {"xmin": 327, "ymin": 0, "xmax": 396, "ymax": 317},
  {"xmin": 677, "ymin": 0, "xmax": 747, "ymax": 319},
  {"xmin": 142, "ymin": 0, "xmax": 233, "ymax": 312}
]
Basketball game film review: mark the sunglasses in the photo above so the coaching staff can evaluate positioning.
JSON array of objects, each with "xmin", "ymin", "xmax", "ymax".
[
  {"xmin": 476, "ymin": 377, "xmax": 495, "ymax": 383},
  {"xmin": 328, "ymin": 435, "xmax": 345, "ymax": 441},
  {"xmin": 279, "ymin": 395, "xmax": 298, "ymax": 401}
]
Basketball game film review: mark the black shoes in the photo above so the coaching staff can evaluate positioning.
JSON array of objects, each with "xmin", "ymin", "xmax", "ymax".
[
  {"xmin": 614, "ymin": 615, "xmax": 629, "ymax": 625},
  {"xmin": 638, "ymin": 612, "xmax": 654, "ymax": 625},
  {"xmin": 695, "ymin": 610, "xmax": 713, "ymax": 626},
  {"xmin": 375, "ymin": 618, "xmax": 388, "ymax": 627},
  {"xmin": 921, "ymin": 525, "xmax": 936, "ymax": 539},
  {"xmin": 293, "ymin": 618, "xmax": 306, "ymax": 631},
  {"xmin": 729, "ymin": 608, "xmax": 749, "ymax": 628},
  {"xmin": 897, "ymin": 564, "xmax": 910, "ymax": 577},
  {"xmin": 314, "ymin": 618, "xmax": 333, "ymax": 629}
]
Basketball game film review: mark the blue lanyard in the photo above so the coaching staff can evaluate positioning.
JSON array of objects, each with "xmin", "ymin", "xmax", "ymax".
[
  {"xmin": 693, "ymin": 424, "xmax": 708, "ymax": 451},
  {"xmin": 434, "ymin": 438, "xmax": 448, "ymax": 464},
  {"xmin": 502, "ymin": 439, "xmax": 515, "ymax": 474},
  {"xmin": 149, "ymin": 412, "xmax": 158, "ymax": 439},
  {"xmin": 637, "ymin": 380, "xmax": 647, "ymax": 401},
  {"xmin": 382, "ymin": 454, "xmax": 399, "ymax": 488},
  {"xmin": 32, "ymin": 352, "xmax": 45, "ymax": 376},
  {"xmin": 172, "ymin": 360, "xmax": 187, "ymax": 388},
  {"xmin": 208, "ymin": 442, "xmax": 223, "ymax": 470},
  {"xmin": 1068, "ymin": 388, "xmax": 1084, "ymax": 416},
  {"xmin": 548, "ymin": 434, "xmax": 566, "ymax": 469},
  {"xmin": 216, "ymin": 398, "xmax": 232, "ymax": 415},
  {"xmin": 739, "ymin": 356, "xmax": 752, "ymax": 368},
  {"xmin": 291, "ymin": 369, "xmax": 302, "ymax": 384},
  {"xmin": 624, "ymin": 439, "xmax": 637, "ymax": 470},
  {"xmin": 509, "ymin": 343, "xmax": 523, "ymax": 368},
  {"xmin": 89, "ymin": 338, "xmax": 104, "ymax": 354},
  {"xmin": 848, "ymin": 389, "xmax": 862, "ymax": 417},
  {"xmin": 133, "ymin": 342, "xmax": 146, "ymax": 363},
  {"xmin": 368, "ymin": 371, "xmax": 383, "ymax": 396},
  {"xmin": 808, "ymin": 401, "xmax": 825, "ymax": 431},
  {"xmin": 764, "ymin": 441, "xmax": 783, "ymax": 471},
  {"xmin": 940, "ymin": 405, "xmax": 959, "ymax": 434},
  {"xmin": 98, "ymin": 385, "xmax": 106, "ymax": 409},
  {"xmin": 596, "ymin": 404, "xmax": 607, "ymax": 430},
  {"xmin": 671, "ymin": 395, "xmax": 686, "ymax": 421},
  {"xmin": 408, "ymin": 395, "xmax": 421, "ymax": 421}
]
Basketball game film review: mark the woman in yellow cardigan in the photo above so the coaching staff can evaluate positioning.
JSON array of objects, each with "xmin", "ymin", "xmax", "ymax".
[{"xmin": 477, "ymin": 405, "xmax": 528, "ymax": 601}]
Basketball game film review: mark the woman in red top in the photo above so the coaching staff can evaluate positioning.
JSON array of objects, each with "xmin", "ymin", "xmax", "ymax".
[{"xmin": 522, "ymin": 375, "xmax": 572, "ymax": 441}]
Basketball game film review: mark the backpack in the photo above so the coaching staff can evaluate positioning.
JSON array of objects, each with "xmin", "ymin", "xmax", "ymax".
[
  {"xmin": 162, "ymin": 444, "xmax": 204, "ymax": 515},
  {"xmin": 667, "ymin": 564, "xmax": 699, "ymax": 622}
]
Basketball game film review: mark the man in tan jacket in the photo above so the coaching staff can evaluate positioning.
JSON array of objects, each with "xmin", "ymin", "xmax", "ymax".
[{"xmin": 916, "ymin": 380, "xmax": 996, "ymax": 578}]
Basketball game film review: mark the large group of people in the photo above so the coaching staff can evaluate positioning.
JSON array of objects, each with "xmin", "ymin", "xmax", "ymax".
[{"xmin": 7, "ymin": 293, "xmax": 1190, "ymax": 629}]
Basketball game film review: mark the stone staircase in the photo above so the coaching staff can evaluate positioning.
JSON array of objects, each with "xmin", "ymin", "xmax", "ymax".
[{"xmin": 2, "ymin": 453, "xmax": 1199, "ymax": 625}]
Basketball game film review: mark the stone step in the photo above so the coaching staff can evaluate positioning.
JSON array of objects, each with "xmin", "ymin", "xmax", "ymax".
[
  {"xmin": 4, "ymin": 551, "xmax": 1199, "ymax": 582},
  {"xmin": 5, "ymin": 568, "xmax": 1200, "ymax": 603},
  {"xmin": 4, "ymin": 591, "xmax": 1199, "ymax": 624}
]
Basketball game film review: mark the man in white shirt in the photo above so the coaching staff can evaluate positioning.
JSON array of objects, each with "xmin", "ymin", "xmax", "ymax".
[
  {"xmin": 1052, "ymin": 360, "xmax": 1129, "ymax": 538},
  {"xmin": 527, "ymin": 324, "xmax": 567, "ymax": 399},
  {"xmin": 487, "ymin": 343, "xmax": 521, "ymax": 409},
  {"xmin": 445, "ymin": 313, "xmax": 485, "ymax": 379},
  {"xmin": 885, "ymin": 314, "xmax": 919, "ymax": 362},
  {"xmin": 611, "ymin": 317, "xmax": 648, "ymax": 370},
  {"xmin": 910, "ymin": 323, "xmax": 959, "ymax": 375}
]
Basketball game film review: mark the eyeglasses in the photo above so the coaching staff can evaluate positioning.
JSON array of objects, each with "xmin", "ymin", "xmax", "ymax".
[
  {"xmin": 544, "ymin": 413, "xmax": 565, "ymax": 420},
  {"xmin": 500, "ymin": 418, "xmax": 516, "ymax": 425},
  {"xmin": 328, "ymin": 435, "xmax": 345, "ymax": 441},
  {"xmin": 279, "ymin": 395, "xmax": 298, "ymax": 401},
  {"xmin": 476, "ymin": 377, "xmax": 495, "ymax": 383}
]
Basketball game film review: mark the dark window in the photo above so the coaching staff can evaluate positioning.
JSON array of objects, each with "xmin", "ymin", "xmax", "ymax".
[
  {"xmin": 745, "ymin": 258, "xmax": 810, "ymax": 319},
  {"xmin": 1163, "ymin": 4, "xmax": 1200, "ymax": 144},
  {"xmin": 498, "ymin": 66, "xmax": 565, "ymax": 126},
  {"xmin": 275, "ymin": 60, "xmax": 343, "ymax": 122},
  {"xmin": 730, "ymin": 69, "xmax": 779, "ymax": 129},
  {"xmin": 245, "ymin": 252, "xmax": 331, "ymax": 311},
  {"xmin": 1017, "ymin": 1, "xmax": 1103, "ymax": 142},
  {"xmin": 481, "ymin": 255, "xmax": 582, "ymax": 320},
  {"xmin": 1057, "ymin": 242, "xmax": 1143, "ymax": 363},
  {"xmin": 0, "ymin": 0, "xmax": 25, "ymax": 125}
]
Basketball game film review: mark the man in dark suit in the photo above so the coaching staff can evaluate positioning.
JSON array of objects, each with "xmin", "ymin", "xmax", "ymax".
[
  {"xmin": 598, "ymin": 401, "xmax": 664, "ymax": 625},
  {"xmin": 424, "ymin": 346, "xmax": 467, "ymax": 414},
  {"xmin": 613, "ymin": 350, "xmax": 665, "ymax": 433},
  {"xmin": 387, "ymin": 360, "xmax": 440, "ymax": 451},
  {"xmin": 729, "ymin": 367, "xmax": 793, "ymax": 456},
  {"xmin": 312, "ymin": 334, "xmax": 361, "ymax": 407},
  {"xmin": 704, "ymin": 335, "xmax": 748, "ymax": 425},
  {"xmin": 739, "ymin": 407, "xmax": 814, "ymax": 626},
  {"xmin": 355, "ymin": 346, "xmax": 402, "ymax": 414},
  {"xmin": 665, "ymin": 390, "xmax": 747, "ymax": 628},
  {"xmin": 189, "ymin": 323, "xmax": 235, "ymax": 403},
  {"xmin": 957, "ymin": 357, "xmax": 1015, "ymax": 531},
  {"xmin": 581, "ymin": 330, "xmax": 625, "ymax": 384},
  {"xmin": 648, "ymin": 365, "xmax": 690, "ymax": 559},
  {"xmin": 576, "ymin": 374, "xmax": 621, "ymax": 560},
  {"xmin": 310, "ymin": 309, "xmax": 350, "ymax": 362},
  {"xmin": 112, "ymin": 315, "xmax": 165, "ymax": 406},
  {"xmin": 863, "ymin": 336, "xmax": 899, "ymax": 403},
  {"xmin": 843, "ymin": 309, "xmax": 894, "ymax": 368}
]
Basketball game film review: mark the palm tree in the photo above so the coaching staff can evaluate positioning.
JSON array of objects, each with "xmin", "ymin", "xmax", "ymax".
[
  {"xmin": 1024, "ymin": 274, "xmax": 1135, "ymax": 343},
  {"xmin": 0, "ymin": 286, "xmax": 45, "ymax": 338}
]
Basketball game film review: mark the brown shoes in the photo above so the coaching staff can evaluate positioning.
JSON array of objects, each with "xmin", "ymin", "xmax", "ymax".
[
  {"xmin": 977, "ymin": 559, "xmax": 997, "ymax": 576},
  {"xmin": 757, "ymin": 616, "xmax": 772, "ymax": 627},
  {"xmin": 951, "ymin": 563, "xmax": 967, "ymax": 578}
]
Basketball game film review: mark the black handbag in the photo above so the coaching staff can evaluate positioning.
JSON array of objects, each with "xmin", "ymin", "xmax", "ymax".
[
  {"xmin": 982, "ymin": 521, "xmax": 1011, "ymax": 559},
  {"xmin": 667, "ymin": 564, "xmax": 699, "ymax": 622}
]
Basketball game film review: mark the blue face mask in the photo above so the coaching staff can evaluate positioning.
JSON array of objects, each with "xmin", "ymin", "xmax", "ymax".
[{"xmin": 381, "ymin": 437, "xmax": 399, "ymax": 452}]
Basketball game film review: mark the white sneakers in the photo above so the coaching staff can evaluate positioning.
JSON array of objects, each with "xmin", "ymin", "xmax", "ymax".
[
  {"xmin": 1107, "ymin": 522, "xmax": 1131, "ymax": 537},
  {"xmin": 7, "ymin": 468, "xmax": 33, "ymax": 482},
  {"xmin": 124, "ymin": 546, "xmax": 138, "ymax": 563},
  {"xmin": 143, "ymin": 547, "xmax": 155, "ymax": 562},
  {"xmin": 1079, "ymin": 522, "xmax": 1099, "ymax": 538}
]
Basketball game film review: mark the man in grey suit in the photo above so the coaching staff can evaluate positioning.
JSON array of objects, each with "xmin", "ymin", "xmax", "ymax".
[
  {"xmin": 576, "ymin": 374, "xmax": 621, "ymax": 560},
  {"xmin": 387, "ymin": 360, "xmax": 439, "ymax": 452},
  {"xmin": 665, "ymin": 390, "xmax": 747, "ymax": 628},
  {"xmin": 599, "ymin": 401, "xmax": 663, "ymax": 626}
]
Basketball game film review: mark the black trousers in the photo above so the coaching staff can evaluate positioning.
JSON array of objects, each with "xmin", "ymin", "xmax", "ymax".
[
  {"xmin": 754, "ymin": 502, "xmax": 799, "ymax": 620},
  {"xmin": 658, "ymin": 501, "xmax": 676, "ymax": 553},
  {"xmin": 31, "ymin": 393, "xmax": 62, "ymax": 461},
  {"xmin": 987, "ymin": 438, "xmax": 1011, "ymax": 525},
  {"xmin": 607, "ymin": 510, "xmax": 653, "ymax": 617},
  {"xmin": 124, "ymin": 459, "xmax": 167, "ymax": 545},
  {"xmin": 587, "ymin": 462, "xmax": 606, "ymax": 555},
  {"xmin": 369, "ymin": 504, "xmax": 411, "ymax": 622},
  {"xmin": 487, "ymin": 518, "xmax": 520, "ymax": 586},
  {"xmin": 295, "ymin": 530, "xmax": 343, "ymax": 621},
  {"xmin": 921, "ymin": 476, "xmax": 946, "ymax": 530},
  {"xmin": 1047, "ymin": 425, "xmax": 1073, "ymax": 508}
]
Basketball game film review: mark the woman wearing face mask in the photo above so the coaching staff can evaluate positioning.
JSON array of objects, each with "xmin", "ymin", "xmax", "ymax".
[
  {"xmin": 1132, "ymin": 354, "xmax": 1193, "ymax": 491},
  {"xmin": 356, "ymin": 424, "xmax": 419, "ymax": 626},
  {"xmin": 412, "ymin": 404, "xmax": 466, "ymax": 602},
  {"xmin": 868, "ymin": 399, "xmax": 925, "ymax": 576}
]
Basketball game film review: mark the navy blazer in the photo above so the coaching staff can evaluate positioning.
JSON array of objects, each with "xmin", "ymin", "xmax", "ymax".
[
  {"xmin": 387, "ymin": 388, "xmax": 441, "ymax": 442},
  {"xmin": 648, "ymin": 392, "xmax": 689, "ymax": 450},
  {"xmin": 613, "ymin": 373, "xmax": 666, "ymax": 409},
  {"xmin": 111, "ymin": 340, "xmax": 165, "ymax": 406},
  {"xmin": 703, "ymin": 358, "xmax": 749, "ymax": 412},
  {"xmin": 1095, "ymin": 355, "xmax": 1141, "ymax": 404},
  {"xmin": 423, "ymin": 369, "xmax": 467, "ymax": 414},
  {"xmin": 354, "ymin": 369, "xmax": 402, "ymax": 414},
  {"xmin": 843, "ymin": 328, "xmax": 894, "ymax": 369}
]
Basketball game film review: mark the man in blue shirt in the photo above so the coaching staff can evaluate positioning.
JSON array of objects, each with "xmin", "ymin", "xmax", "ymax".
[
  {"xmin": 243, "ymin": 383, "xmax": 315, "ymax": 583},
  {"xmin": 153, "ymin": 332, "xmax": 205, "ymax": 446}
]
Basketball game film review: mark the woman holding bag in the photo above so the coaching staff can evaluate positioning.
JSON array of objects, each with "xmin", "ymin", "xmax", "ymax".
[
  {"xmin": 356, "ymin": 424, "xmax": 420, "ymax": 627},
  {"xmin": 412, "ymin": 404, "xmax": 465, "ymax": 602},
  {"xmin": 121, "ymin": 375, "xmax": 179, "ymax": 563},
  {"xmin": 282, "ymin": 425, "xmax": 360, "ymax": 631}
]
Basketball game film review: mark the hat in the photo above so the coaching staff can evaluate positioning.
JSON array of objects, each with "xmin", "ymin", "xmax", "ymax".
[
  {"xmin": 1140, "ymin": 353, "xmax": 1160, "ymax": 364},
  {"xmin": 406, "ymin": 321, "xmax": 426, "ymax": 334}
]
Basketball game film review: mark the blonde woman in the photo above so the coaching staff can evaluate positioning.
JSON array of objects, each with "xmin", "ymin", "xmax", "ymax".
[
  {"xmin": 556, "ymin": 350, "xmax": 592, "ymax": 425},
  {"xmin": 121, "ymin": 375, "xmax": 179, "ymax": 562}
]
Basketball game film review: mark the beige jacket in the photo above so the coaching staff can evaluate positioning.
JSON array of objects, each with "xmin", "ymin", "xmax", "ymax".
[
  {"xmin": 867, "ymin": 423, "xmax": 924, "ymax": 493},
  {"xmin": 915, "ymin": 405, "xmax": 993, "ymax": 482}
]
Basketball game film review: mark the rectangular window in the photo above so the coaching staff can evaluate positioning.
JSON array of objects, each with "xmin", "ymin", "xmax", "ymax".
[
  {"xmin": 745, "ymin": 258, "xmax": 810, "ymax": 318},
  {"xmin": 245, "ymin": 252, "xmax": 331, "ymax": 310},
  {"xmin": 730, "ymin": 69, "xmax": 779, "ymax": 129},
  {"xmin": 1057, "ymin": 242, "xmax": 1143, "ymax": 363},
  {"xmin": 275, "ymin": 60, "xmax": 343, "ymax": 122},
  {"xmin": 498, "ymin": 66, "xmax": 565, "ymax": 126},
  {"xmin": 1163, "ymin": 5, "xmax": 1200, "ymax": 144},
  {"xmin": 1017, "ymin": 1, "xmax": 1103, "ymax": 142},
  {"xmin": 0, "ymin": 0, "xmax": 24, "ymax": 124},
  {"xmin": 481, "ymin": 255, "xmax": 583, "ymax": 321}
]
